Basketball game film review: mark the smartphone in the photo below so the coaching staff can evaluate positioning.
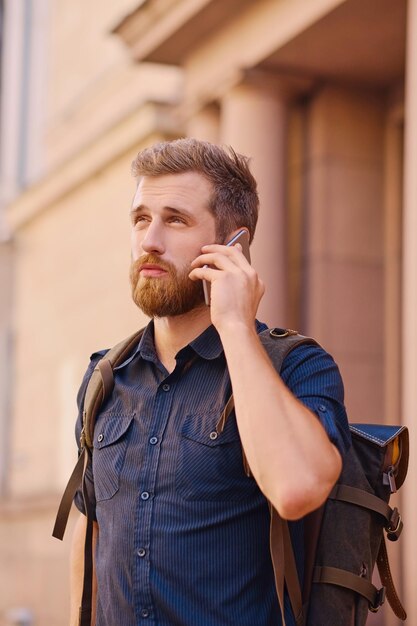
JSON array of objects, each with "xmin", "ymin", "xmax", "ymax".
[{"xmin": 203, "ymin": 229, "xmax": 251, "ymax": 306}]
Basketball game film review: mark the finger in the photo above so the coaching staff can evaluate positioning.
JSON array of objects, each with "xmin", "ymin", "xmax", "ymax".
[
  {"xmin": 201, "ymin": 243, "xmax": 245, "ymax": 256},
  {"xmin": 192, "ymin": 246, "xmax": 249, "ymax": 270},
  {"xmin": 205, "ymin": 242, "xmax": 248, "ymax": 266},
  {"xmin": 190, "ymin": 252, "xmax": 242, "ymax": 273},
  {"xmin": 188, "ymin": 266, "xmax": 220, "ymax": 282}
]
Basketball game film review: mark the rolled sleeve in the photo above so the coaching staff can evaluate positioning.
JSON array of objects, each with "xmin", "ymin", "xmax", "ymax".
[{"xmin": 280, "ymin": 343, "xmax": 351, "ymax": 457}]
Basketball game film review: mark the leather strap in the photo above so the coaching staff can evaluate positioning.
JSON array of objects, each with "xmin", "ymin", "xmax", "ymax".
[
  {"xmin": 84, "ymin": 329, "xmax": 144, "ymax": 447},
  {"xmin": 52, "ymin": 328, "xmax": 146, "ymax": 626},
  {"xmin": 79, "ymin": 446, "xmax": 94, "ymax": 626},
  {"xmin": 217, "ymin": 330, "xmax": 316, "ymax": 624},
  {"xmin": 329, "ymin": 484, "xmax": 392, "ymax": 525},
  {"xmin": 313, "ymin": 565, "xmax": 384, "ymax": 609},
  {"xmin": 77, "ymin": 330, "xmax": 145, "ymax": 625},
  {"xmin": 330, "ymin": 482, "xmax": 404, "ymax": 541},
  {"xmin": 216, "ymin": 396, "xmax": 252, "ymax": 476},
  {"xmin": 322, "ymin": 486, "xmax": 407, "ymax": 617},
  {"xmin": 269, "ymin": 504, "xmax": 287, "ymax": 626},
  {"xmin": 52, "ymin": 447, "xmax": 94, "ymax": 624},
  {"xmin": 97, "ymin": 358, "xmax": 114, "ymax": 404},
  {"xmin": 281, "ymin": 515, "xmax": 303, "ymax": 625},
  {"xmin": 216, "ymin": 395, "xmax": 234, "ymax": 434},
  {"xmin": 52, "ymin": 448, "xmax": 87, "ymax": 540},
  {"xmin": 377, "ymin": 536, "xmax": 407, "ymax": 620},
  {"xmin": 269, "ymin": 507, "xmax": 304, "ymax": 626}
]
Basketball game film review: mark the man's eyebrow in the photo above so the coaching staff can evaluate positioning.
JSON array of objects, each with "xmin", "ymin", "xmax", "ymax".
[
  {"xmin": 130, "ymin": 204, "xmax": 194, "ymax": 218},
  {"xmin": 163, "ymin": 206, "xmax": 194, "ymax": 218},
  {"xmin": 130, "ymin": 204, "xmax": 146, "ymax": 214}
]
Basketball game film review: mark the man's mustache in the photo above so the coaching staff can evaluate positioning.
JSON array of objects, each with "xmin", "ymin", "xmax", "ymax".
[{"xmin": 132, "ymin": 254, "xmax": 174, "ymax": 274}]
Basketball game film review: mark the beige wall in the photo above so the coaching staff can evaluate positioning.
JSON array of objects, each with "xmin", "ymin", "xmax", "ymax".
[
  {"xmin": 44, "ymin": 0, "xmax": 183, "ymax": 172},
  {"xmin": 0, "ymin": 0, "xmax": 182, "ymax": 621},
  {"xmin": 0, "ymin": 505, "xmax": 79, "ymax": 626},
  {"xmin": 1, "ymin": 0, "xmax": 413, "ymax": 624},
  {"xmin": 2, "ymin": 133, "xmax": 179, "ymax": 621},
  {"xmin": 9, "ymin": 149, "xmax": 147, "ymax": 499}
]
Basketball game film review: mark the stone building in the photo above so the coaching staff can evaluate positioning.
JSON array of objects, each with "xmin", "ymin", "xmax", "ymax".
[{"xmin": 0, "ymin": 0, "xmax": 416, "ymax": 624}]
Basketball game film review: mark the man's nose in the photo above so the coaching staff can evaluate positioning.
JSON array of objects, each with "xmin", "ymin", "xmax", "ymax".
[{"xmin": 140, "ymin": 221, "xmax": 165, "ymax": 255}]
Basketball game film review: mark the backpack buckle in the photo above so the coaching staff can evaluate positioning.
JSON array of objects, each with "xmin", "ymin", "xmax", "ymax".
[
  {"xmin": 369, "ymin": 586, "xmax": 386, "ymax": 612},
  {"xmin": 386, "ymin": 507, "xmax": 403, "ymax": 541},
  {"xmin": 80, "ymin": 425, "xmax": 86, "ymax": 450},
  {"xmin": 270, "ymin": 328, "xmax": 298, "ymax": 338}
]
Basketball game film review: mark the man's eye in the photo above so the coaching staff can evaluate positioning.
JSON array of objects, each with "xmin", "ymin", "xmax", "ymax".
[
  {"xmin": 133, "ymin": 215, "xmax": 149, "ymax": 226},
  {"xmin": 169, "ymin": 216, "xmax": 186, "ymax": 224}
]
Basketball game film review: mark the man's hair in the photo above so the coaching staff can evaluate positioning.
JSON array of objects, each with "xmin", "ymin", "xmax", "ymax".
[{"xmin": 131, "ymin": 138, "xmax": 259, "ymax": 243}]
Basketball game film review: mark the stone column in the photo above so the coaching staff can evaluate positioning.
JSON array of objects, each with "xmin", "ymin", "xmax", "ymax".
[
  {"xmin": 304, "ymin": 85, "xmax": 385, "ymax": 424},
  {"xmin": 220, "ymin": 77, "xmax": 289, "ymax": 326},
  {"xmin": 382, "ymin": 105, "xmax": 404, "ymax": 626},
  {"xmin": 401, "ymin": 0, "xmax": 417, "ymax": 622},
  {"xmin": 384, "ymin": 107, "xmax": 403, "ymax": 426}
]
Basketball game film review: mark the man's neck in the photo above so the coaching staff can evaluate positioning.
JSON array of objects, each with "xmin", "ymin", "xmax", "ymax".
[{"xmin": 153, "ymin": 305, "xmax": 212, "ymax": 372}]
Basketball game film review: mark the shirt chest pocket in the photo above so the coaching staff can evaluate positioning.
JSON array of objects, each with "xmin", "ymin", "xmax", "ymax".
[
  {"xmin": 176, "ymin": 412, "xmax": 255, "ymax": 501},
  {"xmin": 92, "ymin": 414, "xmax": 134, "ymax": 502}
]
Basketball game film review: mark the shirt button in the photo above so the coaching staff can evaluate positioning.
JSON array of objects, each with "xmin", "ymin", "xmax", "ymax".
[
  {"xmin": 137, "ymin": 548, "xmax": 146, "ymax": 557},
  {"xmin": 209, "ymin": 431, "xmax": 218, "ymax": 440},
  {"xmin": 141, "ymin": 608, "xmax": 150, "ymax": 618},
  {"xmin": 97, "ymin": 433, "xmax": 104, "ymax": 443},
  {"xmin": 162, "ymin": 383, "xmax": 170, "ymax": 392},
  {"xmin": 149, "ymin": 436, "xmax": 158, "ymax": 445},
  {"xmin": 141, "ymin": 491, "xmax": 150, "ymax": 501},
  {"xmin": 318, "ymin": 404, "xmax": 327, "ymax": 413}
]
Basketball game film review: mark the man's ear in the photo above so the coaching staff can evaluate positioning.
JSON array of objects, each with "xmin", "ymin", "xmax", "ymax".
[
  {"xmin": 224, "ymin": 228, "xmax": 251, "ymax": 264},
  {"xmin": 224, "ymin": 227, "xmax": 250, "ymax": 245}
]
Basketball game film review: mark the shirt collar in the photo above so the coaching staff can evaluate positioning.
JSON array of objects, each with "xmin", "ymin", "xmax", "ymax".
[
  {"xmin": 113, "ymin": 321, "xmax": 156, "ymax": 370},
  {"xmin": 137, "ymin": 320, "xmax": 161, "ymax": 363},
  {"xmin": 139, "ymin": 321, "xmax": 224, "ymax": 363},
  {"xmin": 114, "ymin": 318, "xmax": 268, "ymax": 370},
  {"xmin": 187, "ymin": 324, "xmax": 224, "ymax": 360}
]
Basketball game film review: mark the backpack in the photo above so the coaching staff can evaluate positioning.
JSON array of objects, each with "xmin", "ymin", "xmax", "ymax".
[{"xmin": 53, "ymin": 327, "xmax": 409, "ymax": 626}]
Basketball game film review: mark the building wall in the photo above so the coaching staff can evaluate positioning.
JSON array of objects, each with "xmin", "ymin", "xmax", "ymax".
[
  {"xmin": 304, "ymin": 85, "xmax": 386, "ymax": 423},
  {"xmin": 1, "ymin": 0, "xmax": 414, "ymax": 624}
]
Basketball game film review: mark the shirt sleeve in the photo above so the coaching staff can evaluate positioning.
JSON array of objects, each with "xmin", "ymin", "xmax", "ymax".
[
  {"xmin": 280, "ymin": 342, "xmax": 351, "ymax": 458},
  {"xmin": 73, "ymin": 350, "xmax": 108, "ymax": 518}
]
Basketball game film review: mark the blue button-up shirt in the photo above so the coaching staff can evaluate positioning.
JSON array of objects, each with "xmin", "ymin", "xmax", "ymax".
[{"xmin": 75, "ymin": 321, "xmax": 350, "ymax": 626}]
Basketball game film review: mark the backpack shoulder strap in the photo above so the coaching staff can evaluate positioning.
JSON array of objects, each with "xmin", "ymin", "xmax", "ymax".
[
  {"xmin": 216, "ymin": 327, "xmax": 318, "ymax": 626},
  {"xmin": 259, "ymin": 326, "xmax": 318, "ymax": 357},
  {"xmin": 82, "ymin": 328, "xmax": 145, "ymax": 448},
  {"xmin": 261, "ymin": 328, "xmax": 318, "ymax": 626},
  {"xmin": 52, "ymin": 328, "xmax": 145, "ymax": 543},
  {"xmin": 216, "ymin": 327, "xmax": 318, "ymax": 435}
]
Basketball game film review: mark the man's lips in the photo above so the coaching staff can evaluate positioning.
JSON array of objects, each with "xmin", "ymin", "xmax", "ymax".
[{"xmin": 139, "ymin": 264, "xmax": 168, "ymax": 277}]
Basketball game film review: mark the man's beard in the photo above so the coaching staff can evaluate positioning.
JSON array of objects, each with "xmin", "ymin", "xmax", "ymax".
[{"xmin": 130, "ymin": 254, "xmax": 205, "ymax": 318}]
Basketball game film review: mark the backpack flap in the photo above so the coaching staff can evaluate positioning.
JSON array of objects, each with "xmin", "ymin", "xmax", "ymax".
[
  {"xmin": 349, "ymin": 424, "xmax": 409, "ymax": 546},
  {"xmin": 350, "ymin": 424, "xmax": 409, "ymax": 491}
]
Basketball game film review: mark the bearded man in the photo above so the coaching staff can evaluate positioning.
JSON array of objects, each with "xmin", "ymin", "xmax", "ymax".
[{"xmin": 71, "ymin": 138, "xmax": 350, "ymax": 626}]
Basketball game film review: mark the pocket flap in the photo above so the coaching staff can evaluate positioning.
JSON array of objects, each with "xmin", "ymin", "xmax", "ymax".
[
  {"xmin": 181, "ymin": 413, "xmax": 240, "ymax": 447},
  {"xmin": 95, "ymin": 414, "xmax": 134, "ymax": 449}
]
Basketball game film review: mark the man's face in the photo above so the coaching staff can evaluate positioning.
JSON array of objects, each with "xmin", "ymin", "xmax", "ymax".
[{"xmin": 130, "ymin": 172, "xmax": 217, "ymax": 318}]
